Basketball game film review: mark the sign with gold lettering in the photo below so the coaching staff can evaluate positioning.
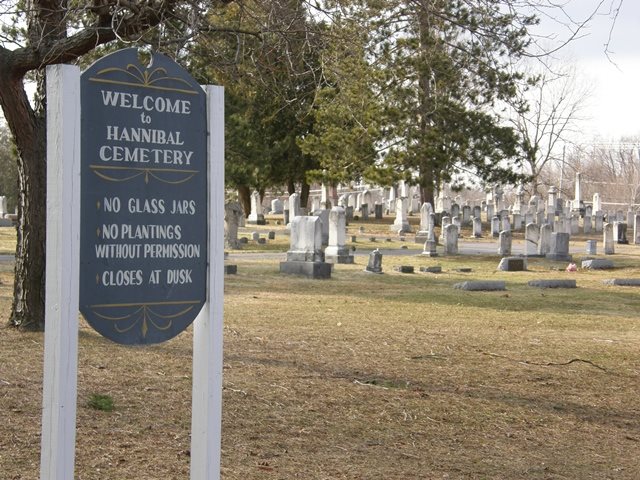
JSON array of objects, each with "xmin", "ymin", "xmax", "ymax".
[{"xmin": 79, "ymin": 49, "xmax": 207, "ymax": 344}]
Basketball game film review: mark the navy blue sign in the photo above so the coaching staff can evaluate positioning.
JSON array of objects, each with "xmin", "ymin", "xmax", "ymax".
[{"xmin": 80, "ymin": 49, "xmax": 207, "ymax": 345}]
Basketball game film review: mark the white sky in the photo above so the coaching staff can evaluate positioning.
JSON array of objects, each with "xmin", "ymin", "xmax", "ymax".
[
  {"xmin": 1, "ymin": 1, "xmax": 637, "ymax": 144},
  {"xmin": 535, "ymin": 0, "xmax": 640, "ymax": 141}
]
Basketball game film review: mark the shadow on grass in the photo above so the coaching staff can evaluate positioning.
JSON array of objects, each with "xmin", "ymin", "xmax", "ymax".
[
  {"xmin": 225, "ymin": 352, "xmax": 640, "ymax": 434},
  {"xmin": 225, "ymin": 257, "xmax": 640, "ymax": 319}
]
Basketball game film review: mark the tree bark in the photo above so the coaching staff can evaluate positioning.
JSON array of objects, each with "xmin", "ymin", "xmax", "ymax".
[
  {"xmin": 300, "ymin": 181, "xmax": 310, "ymax": 210},
  {"xmin": 0, "ymin": 1, "xmax": 185, "ymax": 330},
  {"xmin": 237, "ymin": 185, "xmax": 251, "ymax": 218},
  {"xmin": 0, "ymin": 68, "xmax": 46, "ymax": 330}
]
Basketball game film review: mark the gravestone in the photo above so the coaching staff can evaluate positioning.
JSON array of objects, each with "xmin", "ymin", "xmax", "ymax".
[
  {"xmin": 585, "ymin": 205, "xmax": 593, "ymax": 218},
  {"xmin": 287, "ymin": 193, "xmax": 301, "ymax": 229},
  {"xmin": 538, "ymin": 224, "xmax": 552, "ymax": 256},
  {"xmin": 365, "ymin": 248, "xmax": 383, "ymax": 274},
  {"xmin": 525, "ymin": 223, "xmax": 540, "ymax": 256},
  {"xmin": 501, "ymin": 216, "xmax": 511, "ymax": 233},
  {"xmin": 271, "ymin": 198, "xmax": 283, "ymax": 214},
  {"xmin": 421, "ymin": 240, "xmax": 438, "ymax": 257},
  {"xmin": 224, "ymin": 202, "xmax": 243, "ymax": 249},
  {"xmin": 528, "ymin": 279, "xmax": 576, "ymax": 289},
  {"xmin": 491, "ymin": 216, "xmax": 500, "ymax": 237},
  {"xmin": 582, "ymin": 258, "xmax": 614, "ymax": 270},
  {"xmin": 498, "ymin": 230, "xmax": 512, "ymax": 256},
  {"xmin": 279, "ymin": 216, "xmax": 331, "ymax": 278},
  {"xmin": 454, "ymin": 281, "xmax": 506, "ymax": 291},
  {"xmin": 497, "ymin": 257, "xmax": 525, "ymax": 271},
  {"xmin": 345, "ymin": 205, "xmax": 354, "ymax": 223},
  {"xmin": 594, "ymin": 211, "xmax": 603, "ymax": 233},
  {"xmin": 613, "ymin": 222, "xmax": 628, "ymax": 244},
  {"xmin": 391, "ymin": 197, "xmax": 412, "ymax": 233},
  {"xmin": 325, "ymin": 206, "xmax": 354, "ymax": 264},
  {"xmin": 451, "ymin": 203, "xmax": 460, "ymax": 218},
  {"xmin": 247, "ymin": 190, "xmax": 265, "ymax": 225},
  {"xmin": 313, "ymin": 208, "xmax": 330, "ymax": 246},
  {"xmin": 374, "ymin": 203, "xmax": 383, "ymax": 219},
  {"xmin": 603, "ymin": 223, "xmax": 615, "ymax": 254},
  {"xmin": 462, "ymin": 205, "xmax": 471, "ymax": 225},
  {"xmin": 546, "ymin": 232, "xmax": 571, "ymax": 261},
  {"xmin": 547, "ymin": 186, "xmax": 558, "ymax": 214},
  {"xmin": 585, "ymin": 240, "xmax": 597, "ymax": 255},
  {"xmin": 603, "ymin": 278, "xmax": 640, "ymax": 286},
  {"xmin": 472, "ymin": 216, "xmax": 482, "ymax": 238},
  {"xmin": 486, "ymin": 203, "xmax": 494, "ymax": 220},
  {"xmin": 443, "ymin": 224, "xmax": 459, "ymax": 255},
  {"xmin": 592, "ymin": 192, "xmax": 601, "ymax": 213},
  {"xmin": 570, "ymin": 214, "xmax": 579, "ymax": 235},
  {"xmin": 473, "ymin": 205, "xmax": 481, "ymax": 221},
  {"xmin": 415, "ymin": 202, "xmax": 434, "ymax": 243},
  {"xmin": 360, "ymin": 203, "xmax": 369, "ymax": 220},
  {"xmin": 524, "ymin": 212, "xmax": 534, "ymax": 225},
  {"xmin": 512, "ymin": 213, "xmax": 522, "ymax": 231}
]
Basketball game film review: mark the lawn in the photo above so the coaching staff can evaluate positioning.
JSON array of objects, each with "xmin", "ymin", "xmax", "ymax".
[{"xmin": 1, "ymin": 223, "xmax": 640, "ymax": 479}]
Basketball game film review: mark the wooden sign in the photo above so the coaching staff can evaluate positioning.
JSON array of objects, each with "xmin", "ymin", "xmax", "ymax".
[{"xmin": 79, "ymin": 49, "xmax": 208, "ymax": 344}]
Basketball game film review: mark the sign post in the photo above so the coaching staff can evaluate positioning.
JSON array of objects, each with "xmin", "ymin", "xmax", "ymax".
[
  {"xmin": 40, "ymin": 64, "xmax": 81, "ymax": 480},
  {"xmin": 40, "ymin": 50, "xmax": 223, "ymax": 479},
  {"xmin": 190, "ymin": 85, "xmax": 224, "ymax": 480}
]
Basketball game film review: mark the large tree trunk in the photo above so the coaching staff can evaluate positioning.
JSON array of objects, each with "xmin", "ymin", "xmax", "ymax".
[
  {"xmin": 0, "ymin": 0, "xmax": 187, "ymax": 331},
  {"xmin": 300, "ymin": 181, "xmax": 310, "ymax": 211},
  {"xmin": 237, "ymin": 184, "xmax": 251, "ymax": 218},
  {"xmin": 0, "ymin": 72, "xmax": 47, "ymax": 330}
]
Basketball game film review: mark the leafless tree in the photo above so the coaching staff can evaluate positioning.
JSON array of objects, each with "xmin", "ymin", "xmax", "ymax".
[{"xmin": 509, "ymin": 61, "xmax": 591, "ymax": 197}]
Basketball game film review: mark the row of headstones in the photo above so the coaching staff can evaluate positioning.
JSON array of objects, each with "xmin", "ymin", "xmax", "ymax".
[
  {"xmin": 419, "ymin": 220, "xmax": 629, "ymax": 260},
  {"xmin": 246, "ymin": 188, "xmax": 640, "ymax": 254}
]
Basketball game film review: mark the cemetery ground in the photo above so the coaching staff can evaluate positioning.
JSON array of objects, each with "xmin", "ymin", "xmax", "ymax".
[{"xmin": 1, "ymin": 219, "xmax": 640, "ymax": 480}]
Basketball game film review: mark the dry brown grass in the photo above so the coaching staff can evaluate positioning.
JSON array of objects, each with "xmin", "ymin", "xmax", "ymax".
[
  {"xmin": 0, "ymin": 225, "xmax": 16, "ymax": 254},
  {"xmin": 1, "ymin": 224, "xmax": 640, "ymax": 479}
]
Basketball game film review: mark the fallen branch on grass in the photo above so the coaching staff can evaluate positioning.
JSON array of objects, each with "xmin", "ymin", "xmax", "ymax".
[{"xmin": 481, "ymin": 351, "xmax": 607, "ymax": 372}]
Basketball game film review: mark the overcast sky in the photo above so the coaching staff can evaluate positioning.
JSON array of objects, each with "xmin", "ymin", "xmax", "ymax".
[
  {"xmin": 1, "ymin": 1, "xmax": 637, "ymax": 143},
  {"xmin": 536, "ymin": 0, "xmax": 640, "ymax": 141}
]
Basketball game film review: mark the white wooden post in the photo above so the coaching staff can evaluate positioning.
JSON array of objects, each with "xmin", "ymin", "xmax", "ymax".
[
  {"xmin": 40, "ymin": 64, "xmax": 81, "ymax": 480},
  {"xmin": 190, "ymin": 85, "xmax": 224, "ymax": 480}
]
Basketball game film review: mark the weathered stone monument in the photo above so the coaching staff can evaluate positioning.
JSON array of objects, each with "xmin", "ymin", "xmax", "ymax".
[
  {"xmin": 313, "ymin": 208, "xmax": 330, "ymax": 246},
  {"xmin": 325, "ymin": 207, "xmax": 354, "ymax": 264},
  {"xmin": 415, "ymin": 202, "xmax": 434, "ymax": 243},
  {"xmin": 498, "ymin": 230, "xmax": 512, "ymax": 256},
  {"xmin": 613, "ymin": 221, "xmax": 628, "ymax": 244},
  {"xmin": 270, "ymin": 198, "xmax": 283, "ymax": 214},
  {"xmin": 472, "ymin": 216, "xmax": 482, "ymax": 238},
  {"xmin": 546, "ymin": 232, "xmax": 571, "ymax": 261},
  {"xmin": 525, "ymin": 223, "xmax": 540, "ymax": 256},
  {"xmin": 224, "ymin": 202, "xmax": 244, "ymax": 249},
  {"xmin": 603, "ymin": 223, "xmax": 615, "ymax": 255},
  {"xmin": 391, "ymin": 197, "xmax": 412, "ymax": 233},
  {"xmin": 280, "ymin": 216, "xmax": 331, "ymax": 278},
  {"xmin": 247, "ymin": 190, "xmax": 266, "ymax": 225},
  {"xmin": 443, "ymin": 224, "xmax": 459, "ymax": 255},
  {"xmin": 538, "ymin": 223, "xmax": 552, "ymax": 256},
  {"xmin": 365, "ymin": 248, "xmax": 383, "ymax": 273}
]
